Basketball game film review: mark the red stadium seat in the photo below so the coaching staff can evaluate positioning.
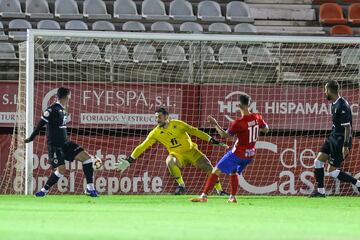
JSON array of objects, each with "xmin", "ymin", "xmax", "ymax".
[
  {"xmin": 349, "ymin": 3, "xmax": 360, "ymax": 24},
  {"xmin": 320, "ymin": 3, "xmax": 347, "ymax": 24},
  {"xmin": 330, "ymin": 25, "xmax": 354, "ymax": 35}
]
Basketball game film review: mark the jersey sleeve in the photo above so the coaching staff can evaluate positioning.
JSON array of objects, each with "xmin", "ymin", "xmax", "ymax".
[
  {"xmin": 179, "ymin": 120, "xmax": 211, "ymax": 142},
  {"xmin": 226, "ymin": 120, "xmax": 239, "ymax": 136},
  {"xmin": 130, "ymin": 131, "xmax": 157, "ymax": 159},
  {"xmin": 257, "ymin": 114, "xmax": 268, "ymax": 129},
  {"xmin": 27, "ymin": 108, "xmax": 52, "ymax": 141},
  {"xmin": 339, "ymin": 105, "xmax": 351, "ymax": 126}
]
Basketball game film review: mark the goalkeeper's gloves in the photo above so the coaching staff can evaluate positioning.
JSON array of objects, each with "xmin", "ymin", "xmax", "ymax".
[
  {"xmin": 209, "ymin": 138, "xmax": 229, "ymax": 148},
  {"xmin": 115, "ymin": 156, "xmax": 135, "ymax": 173}
]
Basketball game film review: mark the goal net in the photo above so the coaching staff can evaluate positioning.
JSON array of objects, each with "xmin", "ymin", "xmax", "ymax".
[{"xmin": 1, "ymin": 30, "xmax": 359, "ymax": 195}]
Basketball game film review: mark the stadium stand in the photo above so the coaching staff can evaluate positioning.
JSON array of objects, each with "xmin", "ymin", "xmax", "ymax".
[{"xmin": 0, "ymin": 0, "xmax": 358, "ymax": 81}]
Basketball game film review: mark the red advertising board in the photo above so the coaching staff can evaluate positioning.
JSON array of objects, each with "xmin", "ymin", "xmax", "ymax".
[
  {"xmin": 0, "ymin": 83, "xmax": 358, "ymax": 130},
  {"xmin": 1, "ymin": 134, "xmax": 359, "ymax": 195},
  {"xmin": 200, "ymin": 85, "xmax": 360, "ymax": 130}
]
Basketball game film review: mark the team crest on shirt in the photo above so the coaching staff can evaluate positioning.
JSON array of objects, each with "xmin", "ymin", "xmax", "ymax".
[
  {"xmin": 173, "ymin": 125, "xmax": 177, "ymax": 129},
  {"xmin": 43, "ymin": 110, "xmax": 50, "ymax": 117}
]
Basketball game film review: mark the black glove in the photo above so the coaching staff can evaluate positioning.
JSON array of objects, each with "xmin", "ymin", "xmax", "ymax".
[
  {"xmin": 209, "ymin": 138, "xmax": 229, "ymax": 148},
  {"xmin": 126, "ymin": 156, "xmax": 135, "ymax": 163},
  {"xmin": 209, "ymin": 138, "xmax": 220, "ymax": 145}
]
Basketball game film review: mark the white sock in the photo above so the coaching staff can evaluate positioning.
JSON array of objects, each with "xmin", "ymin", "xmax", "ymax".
[
  {"xmin": 200, "ymin": 193, "xmax": 207, "ymax": 198},
  {"xmin": 87, "ymin": 183, "xmax": 95, "ymax": 191},
  {"xmin": 318, "ymin": 188, "xmax": 325, "ymax": 194},
  {"xmin": 41, "ymin": 187, "xmax": 48, "ymax": 193},
  {"xmin": 179, "ymin": 183, "xmax": 185, "ymax": 188},
  {"xmin": 355, "ymin": 181, "xmax": 360, "ymax": 187}
]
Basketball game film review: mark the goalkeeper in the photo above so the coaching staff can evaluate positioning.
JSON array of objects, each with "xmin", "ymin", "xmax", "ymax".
[{"xmin": 116, "ymin": 107, "xmax": 228, "ymax": 195}]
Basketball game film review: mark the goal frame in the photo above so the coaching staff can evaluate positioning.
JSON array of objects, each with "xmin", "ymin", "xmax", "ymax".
[{"xmin": 24, "ymin": 29, "xmax": 360, "ymax": 195}]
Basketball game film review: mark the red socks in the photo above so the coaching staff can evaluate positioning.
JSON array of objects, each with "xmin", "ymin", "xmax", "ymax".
[
  {"xmin": 230, "ymin": 174, "xmax": 239, "ymax": 196},
  {"xmin": 203, "ymin": 174, "xmax": 219, "ymax": 195}
]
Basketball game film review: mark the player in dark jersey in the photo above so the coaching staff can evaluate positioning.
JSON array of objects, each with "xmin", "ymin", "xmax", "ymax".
[
  {"xmin": 310, "ymin": 80, "xmax": 360, "ymax": 197},
  {"xmin": 191, "ymin": 94, "xmax": 269, "ymax": 203},
  {"xmin": 25, "ymin": 87, "xmax": 102, "ymax": 197}
]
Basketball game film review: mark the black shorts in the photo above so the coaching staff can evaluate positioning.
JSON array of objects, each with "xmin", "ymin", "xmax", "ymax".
[
  {"xmin": 48, "ymin": 141, "xmax": 84, "ymax": 168},
  {"xmin": 320, "ymin": 135, "xmax": 352, "ymax": 168}
]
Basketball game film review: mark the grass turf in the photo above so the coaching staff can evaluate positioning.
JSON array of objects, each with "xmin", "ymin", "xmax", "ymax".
[{"xmin": 0, "ymin": 195, "xmax": 359, "ymax": 240}]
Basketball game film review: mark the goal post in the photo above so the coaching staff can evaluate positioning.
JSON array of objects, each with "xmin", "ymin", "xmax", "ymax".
[{"xmin": 1, "ymin": 29, "xmax": 360, "ymax": 195}]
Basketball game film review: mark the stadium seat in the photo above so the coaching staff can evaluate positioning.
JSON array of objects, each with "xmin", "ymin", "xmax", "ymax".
[
  {"xmin": 104, "ymin": 44, "xmax": 130, "ymax": 62},
  {"xmin": 83, "ymin": 0, "xmax": 111, "ymax": 19},
  {"xmin": 195, "ymin": 46, "xmax": 215, "ymax": 62},
  {"xmin": 26, "ymin": 0, "xmax": 53, "ymax": 19},
  {"xmin": 113, "ymin": 0, "xmax": 141, "ymax": 20},
  {"xmin": 208, "ymin": 23, "xmax": 231, "ymax": 33},
  {"xmin": 76, "ymin": 44, "xmax": 102, "ymax": 62},
  {"xmin": 330, "ymin": 25, "xmax": 353, "ymax": 35},
  {"xmin": 0, "ymin": 21, "xmax": 8, "ymax": 40},
  {"xmin": 319, "ymin": 3, "xmax": 347, "ymax": 25},
  {"xmin": 55, "ymin": 0, "xmax": 82, "ymax": 19},
  {"xmin": 161, "ymin": 45, "xmax": 187, "ymax": 62},
  {"xmin": 48, "ymin": 43, "xmax": 73, "ymax": 61},
  {"xmin": 348, "ymin": 3, "xmax": 360, "ymax": 25},
  {"xmin": 169, "ymin": 0, "xmax": 196, "ymax": 21},
  {"xmin": 226, "ymin": 1, "xmax": 254, "ymax": 23},
  {"xmin": 0, "ymin": 43, "xmax": 16, "ymax": 59},
  {"xmin": 142, "ymin": 0, "xmax": 169, "ymax": 20},
  {"xmin": 197, "ymin": 1, "xmax": 225, "ymax": 22},
  {"xmin": 180, "ymin": 22, "xmax": 203, "ymax": 33},
  {"xmin": 122, "ymin": 21, "xmax": 146, "ymax": 31},
  {"xmin": 151, "ymin": 22, "xmax": 174, "ymax": 32},
  {"xmin": 92, "ymin": 21, "xmax": 115, "ymax": 31},
  {"xmin": 37, "ymin": 20, "xmax": 60, "ymax": 30},
  {"xmin": 218, "ymin": 45, "xmax": 244, "ymax": 63},
  {"xmin": 35, "ymin": 43, "xmax": 45, "ymax": 60},
  {"xmin": 234, "ymin": 23, "xmax": 257, "ymax": 33},
  {"xmin": 341, "ymin": 48, "xmax": 360, "ymax": 66},
  {"xmin": 9, "ymin": 19, "xmax": 32, "ymax": 41},
  {"xmin": 0, "ymin": 0, "xmax": 25, "ymax": 18},
  {"xmin": 247, "ymin": 46, "xmax": 273, "ymax": 64},
  {"xmin": 133, "ymin": 44, "xmax": 158, "ymax": 62},
  {"xmin": 65, "ymin": 20, "xmax": 88, "ymax": 30}
]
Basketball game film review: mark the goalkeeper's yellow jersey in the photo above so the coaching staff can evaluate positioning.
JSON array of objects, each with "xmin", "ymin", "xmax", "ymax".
[{"xmin": 131, "ymin": 119, "xmax": 211, "ymax": 158}]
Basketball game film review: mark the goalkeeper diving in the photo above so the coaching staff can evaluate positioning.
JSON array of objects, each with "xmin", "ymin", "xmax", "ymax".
[{"xmin": 116, "ymin": 107, "xmax": 228, "ymax": 195}]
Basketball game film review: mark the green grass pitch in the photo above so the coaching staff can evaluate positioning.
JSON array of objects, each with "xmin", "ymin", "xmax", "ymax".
[{"xmin": 0, "ymin": 195, "xmax": 359, "ymax": 240}]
